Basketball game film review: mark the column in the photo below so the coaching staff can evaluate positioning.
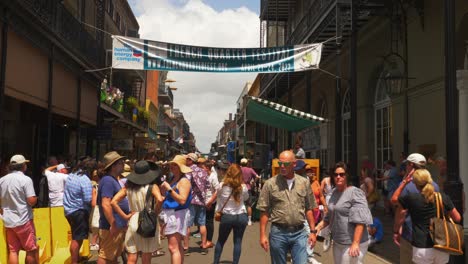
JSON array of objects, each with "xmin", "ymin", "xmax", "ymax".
[{"xmin": 457, "ymin": 70, "xmax": 468, "ymax": 229}]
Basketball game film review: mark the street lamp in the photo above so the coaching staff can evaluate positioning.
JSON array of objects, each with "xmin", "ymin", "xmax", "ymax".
[
  {"xmin": 380, "ymin": 52, "xmax": 411, "ymax": 155},
  {"xmin": 381, "ymin": 53, "xmax": 407, "ymax": 97}
]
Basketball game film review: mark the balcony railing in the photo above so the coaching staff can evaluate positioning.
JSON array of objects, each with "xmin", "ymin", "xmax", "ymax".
[
  {"xmin": 287, "ymin": 0, "xmax": 335, "ymax": 45},
  {"xmin": 158, "ymin": 85, "xmax": 174, "ymax": 106},
  {"xmin": 157, "ymin": 125, "xmax": 173, "ymax": 136},
  {"xmin": 14, "ymin": 0, "xmax": 104, "ymax": 67}
]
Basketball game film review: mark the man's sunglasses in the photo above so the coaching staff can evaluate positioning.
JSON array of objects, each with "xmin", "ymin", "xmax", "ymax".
[
  {"xmin": 278, "ymin": 161, "xmax": 292, "ymax": 167},
  {"xmin": 334, "ymin": 172, "xmax": 346, "ymax": 177}
]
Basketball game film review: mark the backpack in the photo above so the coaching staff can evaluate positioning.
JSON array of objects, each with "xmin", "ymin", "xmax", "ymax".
[{"xmin": 136, "ymin": 185, "xmax": 157, "ymax": 238}]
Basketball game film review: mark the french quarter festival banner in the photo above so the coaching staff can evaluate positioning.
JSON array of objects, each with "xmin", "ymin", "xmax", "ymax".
[{"xmin": 112, "ymin": 35, "xmax": 322, "ymax": 73}]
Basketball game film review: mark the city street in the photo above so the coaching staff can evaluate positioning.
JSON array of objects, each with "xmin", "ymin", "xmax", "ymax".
[{"xmin": 89, "ymin": 221, "xmax": 392, "ymax": 264}]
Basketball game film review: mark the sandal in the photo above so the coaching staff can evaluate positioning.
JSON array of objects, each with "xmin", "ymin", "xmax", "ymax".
[
  {"xmin": 152, "ymin": 249, "xmax": 165, "ymax": 257},
  {"xmin": 205, "ymin": 241, "xmax": 214, "ymax": 248}
]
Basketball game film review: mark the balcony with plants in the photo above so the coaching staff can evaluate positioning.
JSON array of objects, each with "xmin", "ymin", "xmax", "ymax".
[{"xmin": 100, "ymin": 78, "xmax": 149, "ymax": 129}]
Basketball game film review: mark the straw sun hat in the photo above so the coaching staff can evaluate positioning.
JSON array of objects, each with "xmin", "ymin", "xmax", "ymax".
[{"xmin": 169, "ymin": 155, "xmax": 192, "ymax": 174}]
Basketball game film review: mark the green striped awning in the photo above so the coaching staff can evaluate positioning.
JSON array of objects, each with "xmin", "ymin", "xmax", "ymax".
[{"xmin": 246, "ymin": 96, "xmax": 327, "ymax": 132}]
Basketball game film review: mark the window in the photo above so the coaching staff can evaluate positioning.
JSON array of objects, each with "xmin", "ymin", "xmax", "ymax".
[
  {"xmin": 318, "ymin": 99, "xmax": 329, "ymax": 170},
  {"xmin": 115, "ymin": 12, "xmax": 121, "ymax": 29},
  {"xmin": 107, "ymin": 0, "xmax": 114, "ymax": 17},
  {"xmin": 374, "ymin": 75, "xmax": 393, "ymax": 170},
  {"xmin": 342, "ymin": 89, "xmax": 351, "ymax": 163}
]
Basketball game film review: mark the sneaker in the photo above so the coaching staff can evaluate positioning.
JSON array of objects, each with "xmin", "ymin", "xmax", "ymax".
[
  {"xmin": 248, "ymin": 220, "xmax": 252, "ymax": 226},
  {"xmin": 201, "ymin": 248, "xmax": 208, "ymax": 255},
  {"xmin": 308, "ymin": 257, "xmax": 322, "ymax": 264},
  {"xmin": 90, "ymin": 244, "xmax": 99, "ymax": 251},
  {"xmin": 184, "ymin": 248, "xmax": 190, "ymax": 256},
  {"xmin": 192, "ymin": 233, "xmax": 201, "ymax": 238},
  {"xmin": 323, "ymin": 237, "xmax": 331, "ymax": 252}
]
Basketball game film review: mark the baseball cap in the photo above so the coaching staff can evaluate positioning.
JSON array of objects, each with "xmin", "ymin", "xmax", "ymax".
[
  {"xmin": 187, "ymin": 153, "xmax": 198, "ymax": 162},
  {"xmin": 404, "ymin": 153, "xmax": 427, "ymax": 166},
  {"xmin": 294, "ymin": 160, "xmax": 307, "ymax": 171},
  {"xmin": 10, "ymin": 154, "xmax": 29, "ymax": 165},
  {"xmin": 240, "ymin": 158, "xmax": 248, "ymax": 165},
  {"xmin": 57, "ymin": 164, "xmax": 66, "ymax": 171}
]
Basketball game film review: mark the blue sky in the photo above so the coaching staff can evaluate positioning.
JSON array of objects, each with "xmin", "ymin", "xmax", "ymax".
[
  {"xmin": 204, "ymin": 0, "xmax": 259, "ymax": 13},
  {"xmin": 129, "ymin": 0, "xmax": 259, "ymax": 16},
  {"xmin": 127, "ymin": 0, "xmax": 260, "ymax": 152}
]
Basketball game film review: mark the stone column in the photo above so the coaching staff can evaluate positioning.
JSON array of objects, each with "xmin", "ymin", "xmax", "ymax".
[{"xmin": 458, "ymin": 69, "xmax": 468, "ymax": 229}]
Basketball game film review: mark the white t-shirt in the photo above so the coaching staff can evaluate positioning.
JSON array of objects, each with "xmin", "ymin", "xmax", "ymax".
[
  {"xmin": 286, "ymin": 178, "xmax": 295, "ymax": 191},
  {"xmin": 45, "ymin": 170, "xmax": 68, "ymax": 206},
  {"xmin": 0, "ymin": 171, "xmax": 36, "ymax": 228},
  {"xmin": 215, "ymin": 183, "xmax": 249, "ymax": 215},
  {"xmin": 206, "ymin": 171, "xmax": 220, "ymax": 201}
]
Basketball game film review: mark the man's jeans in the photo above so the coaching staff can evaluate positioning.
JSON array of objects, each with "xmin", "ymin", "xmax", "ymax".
[{"xmin": 269, "ymin": 224, "xmax": 308, "ymax": 264}]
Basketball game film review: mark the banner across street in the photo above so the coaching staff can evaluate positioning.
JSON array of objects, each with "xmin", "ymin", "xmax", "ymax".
[{"xmin": 112, "ymin": 35, "xmax": 322, "ymax": 73}]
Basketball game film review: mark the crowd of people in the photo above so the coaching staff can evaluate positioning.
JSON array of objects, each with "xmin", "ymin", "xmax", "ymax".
[{"xmin": 0, "ymin": 147, "xmax": 462, "ymax": 264}]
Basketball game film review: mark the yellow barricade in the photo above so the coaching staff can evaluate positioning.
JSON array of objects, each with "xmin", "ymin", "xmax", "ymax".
[
  {"xmin": 34, "ymin": 208, "xmax": 52, "ymax": 263},
  {"xmin": 1, "ymin": 207, "xmax": 90, "ymax": 264},
  {"xmin": 271, "ymin": 158, "xmax": 320, "ymax": 178},
  {"xmin": 0, "ymin": 216, "xmax": 7, "ymax": 264}
]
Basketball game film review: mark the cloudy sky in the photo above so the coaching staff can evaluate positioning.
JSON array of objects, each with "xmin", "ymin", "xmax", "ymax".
[{"xmin": 128, "ymin": 0, "xmax": 260, "ymax": 153}]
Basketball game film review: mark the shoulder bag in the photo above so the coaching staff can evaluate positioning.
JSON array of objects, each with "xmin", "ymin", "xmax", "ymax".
[
  {"xmin": 215, "ymin": 188, "xmax": 233, "ymax": 222},
  {"xmin": 137, "ymin": 184, "xmax": 157, "ymax": 238},
  {"xmin": 430, "ymin": 192, "xmax": 464, "ymax": 255}
]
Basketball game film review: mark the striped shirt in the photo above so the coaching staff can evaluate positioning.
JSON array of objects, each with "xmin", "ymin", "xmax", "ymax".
[{"xmin": 63, "ymin": 172, "xmax": 93, "ymax": 216}]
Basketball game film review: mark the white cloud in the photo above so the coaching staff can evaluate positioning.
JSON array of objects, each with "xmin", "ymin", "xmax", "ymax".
[{"xmin": 132, "ymin": 0, "xmax": 259, "ymax": 152}]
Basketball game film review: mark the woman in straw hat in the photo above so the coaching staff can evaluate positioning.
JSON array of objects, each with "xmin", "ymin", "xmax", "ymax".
[
  {"xmin": 111, "ymin": 160, "xmax": 164, "ymax": 264},
  {"xmin": 159, "ymin": 155, "xmax": 193, "ymax": 264}
]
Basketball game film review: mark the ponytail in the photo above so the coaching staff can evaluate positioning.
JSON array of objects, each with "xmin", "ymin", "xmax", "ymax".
[
  {"xmin": 412, "ymin": 169, "xmax": 435, "ymax": 203},
  {"xmin": 421, "ymin": 182, "xmax": 435, "ymax": 203}
]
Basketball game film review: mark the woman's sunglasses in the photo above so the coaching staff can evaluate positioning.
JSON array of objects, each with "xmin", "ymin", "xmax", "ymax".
[{"xmin": 334, "ymin": 172, "xmax": 346, "ymax": 177}]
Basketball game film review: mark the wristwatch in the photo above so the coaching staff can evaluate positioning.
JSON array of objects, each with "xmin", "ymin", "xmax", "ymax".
[
  {"xmin": 310, "ymin": 229, "xmax": 318, "ymax": 234},
  {"xmin": 168, "ymin": 188, "xmax": 173, "ymax": 193}
]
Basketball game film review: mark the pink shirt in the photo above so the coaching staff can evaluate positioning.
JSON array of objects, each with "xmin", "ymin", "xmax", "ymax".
[{"xmin": 241, "ymin": 166, "xmax": 257, "ymax": 190}]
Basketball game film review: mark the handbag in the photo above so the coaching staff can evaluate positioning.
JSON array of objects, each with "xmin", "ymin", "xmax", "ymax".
[
  {"xmin": 429, "ymin": 192, "xmax": 464, "ymax": 255},
  {"xmin": 215, "ymin": 190, "xmax": 232, "ymax": 222},
  {"xmin": 137, "ymin": 184, "xmax": 157, "ymax": 238}
]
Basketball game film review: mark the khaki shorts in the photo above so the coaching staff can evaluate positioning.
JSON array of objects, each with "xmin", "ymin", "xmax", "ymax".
[{"xmin": 98, "ymin": 229, "xmax": 126, "ymax": 261}]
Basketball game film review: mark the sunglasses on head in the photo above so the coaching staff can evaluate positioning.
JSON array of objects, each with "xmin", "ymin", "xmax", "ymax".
[
  {"xmin": 334, "ymin": 172, "xmax": 346, "ymax": 177},
  {"xmin": 278, "ymin": 161, "xmax": 292, "ymax": 167}
]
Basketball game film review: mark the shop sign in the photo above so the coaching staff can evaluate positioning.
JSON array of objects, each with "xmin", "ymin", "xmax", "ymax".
[{"xmin": 112, "ymin": 139, "xmax": 134, "ymax": 150}]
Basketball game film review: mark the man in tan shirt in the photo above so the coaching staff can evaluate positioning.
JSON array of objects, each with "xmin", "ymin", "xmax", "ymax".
[{"xmin": 257, "ymin": 150, "xmax": 317, "ymax": 264}]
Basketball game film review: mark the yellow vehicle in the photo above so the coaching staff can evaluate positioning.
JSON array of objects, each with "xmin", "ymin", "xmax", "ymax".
[{"xmin": 271, "ymin": 158, "xmax": 320, "ymax": 178}]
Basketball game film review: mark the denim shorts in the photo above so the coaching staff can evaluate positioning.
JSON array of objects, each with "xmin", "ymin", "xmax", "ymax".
[{"xmin": 189, "ymin": 204, "xmax": 206, "ymax": 226}]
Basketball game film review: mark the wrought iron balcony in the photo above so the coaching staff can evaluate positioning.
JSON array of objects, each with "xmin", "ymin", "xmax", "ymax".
[
  {"xmin": 157, "ymin": 125, "xmax": 173, "ymax": 136},
  {"xmin": 10, "ymin": 0, "xmax": 104, "ymax": 68},
  {"xmin": 158, "ymin": 85, "xmax": 174, "ymax": 106}
]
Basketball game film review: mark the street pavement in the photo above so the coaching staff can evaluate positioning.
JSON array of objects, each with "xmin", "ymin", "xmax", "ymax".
[{"xmin": 87, "ymin": 221, "xmax": 393, "ymax": 263}]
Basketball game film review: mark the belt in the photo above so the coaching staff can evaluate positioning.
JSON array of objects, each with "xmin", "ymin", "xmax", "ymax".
[{"xmin": 272, "ymin": 223, "xmax": 304, "ymax": 233}]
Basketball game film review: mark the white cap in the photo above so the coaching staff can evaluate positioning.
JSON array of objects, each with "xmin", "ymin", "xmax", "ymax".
[
  {"xmin": 240, "ymin": 158, "xmax": 248, "ymax": 165},
  {"xmin": 10, "ymin": 154, "xmax": 29, "ymax": 165},
  {"xmin": 57, "ymin": 164, "xmax": 66, "ymax": 171},
  {"xmin": 405, "ymin": 153, "xmax": 426, "ymax": 166}
]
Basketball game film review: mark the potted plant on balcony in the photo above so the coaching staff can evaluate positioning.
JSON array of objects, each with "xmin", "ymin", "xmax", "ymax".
[{"xmin": 126, "ymin": 96, "xmax": 138, "ymax": 109}]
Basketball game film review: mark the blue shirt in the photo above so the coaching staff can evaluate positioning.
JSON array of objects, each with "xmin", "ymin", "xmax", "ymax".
[
  {"xmin": 400, "ymin": 181, "xmax": 439, "ymax": 241},
  {"xmin": 63, "ymin": 172, "xmax": 93, "ymax": 216},
  {"xmin": 97, "ymin": 175, "xmax": 130, "ymax": 229},
  {"xmin": 386, "ymin": 167, "xmax": 401, "ymax": 193},
  {"xmin": 370, "ymin": 217, "xmax": 384, "ymax": 242}
]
